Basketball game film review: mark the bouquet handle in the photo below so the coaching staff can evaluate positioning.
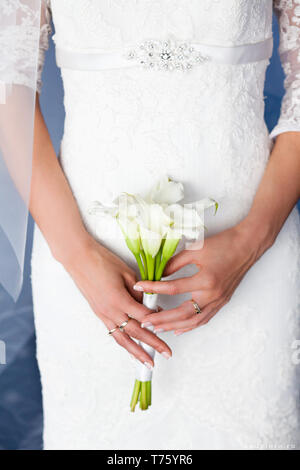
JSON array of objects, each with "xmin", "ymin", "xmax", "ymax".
[{"xmin": 135, "ymin": 293, "xmax": 158, "ymax": 382}]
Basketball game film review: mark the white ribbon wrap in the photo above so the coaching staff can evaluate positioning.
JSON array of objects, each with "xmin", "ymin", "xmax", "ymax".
[
  {"xmin": 135, "ymin": 293, "xmax": 158, "ymax": 382},
  {"xmin": 56, "ymin": 37, "xmax": 273, "ymax": 71}
]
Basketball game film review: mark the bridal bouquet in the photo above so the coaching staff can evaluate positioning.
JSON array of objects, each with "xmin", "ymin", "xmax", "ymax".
[{"xmin": 91, "ymin": 176, "xmax": 217, "ymax": 411}]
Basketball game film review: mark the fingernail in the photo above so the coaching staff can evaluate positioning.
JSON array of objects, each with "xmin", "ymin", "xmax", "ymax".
[
  {"xmin": 141, "ymin": 322, "xmax": 153, "ymax": 328},
  {"xmin": 144, "ymin": 362, "xmax": 153, "ymax": 370},
  {"xmin": 174, "ymin": 331, "xmax": 183, "ymax": 336},
  {"xmin": 162, "ymin": 351, "xmax": 171, "ymax": 359},
  {"xmin": 133, "ymin": 284, "xmax": 144, "ymax": 292},
  {"xmin": 154, "ymin": 328, "xmax": 164, "ymax": 333}
]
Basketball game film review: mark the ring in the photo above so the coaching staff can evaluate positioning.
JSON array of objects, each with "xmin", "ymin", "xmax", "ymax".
[
  {"xmin": 190, "ymin": 299, "xmax": 202, "ymax": 315},
  {"xmin": 119, "ymin": 318, "xmax": 132, "ymax": 332},
  {"xmin": 108, "ymin": 326, "xmax": 118, "ymax": 336}
]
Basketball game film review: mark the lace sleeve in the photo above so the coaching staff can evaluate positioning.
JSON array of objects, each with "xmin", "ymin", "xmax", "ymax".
[
  {"xmin": 270, "ymin": 1, "xmax": 300, "ymax": 139},
  {"xmin": 37, "ymin": 0, "xmax": 52, "ymax": 93}
]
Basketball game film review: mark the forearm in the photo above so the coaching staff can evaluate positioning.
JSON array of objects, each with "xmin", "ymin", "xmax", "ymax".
[
  {"xmin": 237, "ymin": 131, "xmax": 300, "ymax": 257},
  {"xmin": 30, "ymin": 97, "xmax": 91, "ymax": 264}
]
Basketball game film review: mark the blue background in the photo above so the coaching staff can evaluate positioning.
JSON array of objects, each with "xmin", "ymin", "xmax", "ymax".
[{"xmin": 0, "ymin": 17, "xmax": 296, "ymax": 450}]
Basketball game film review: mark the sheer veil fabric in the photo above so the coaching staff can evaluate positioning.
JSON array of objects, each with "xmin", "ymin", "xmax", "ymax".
[{"xmin": 0, "ymin": 0, "xmax": 41, "ymax": 300}]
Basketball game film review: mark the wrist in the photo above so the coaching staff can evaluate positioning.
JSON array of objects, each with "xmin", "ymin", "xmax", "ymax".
[
  {"xmin": 53, "ymin": 230, "xmax": 98, "ymax": 269},
  {"xmin": 235, "ymin": 214, "xmax": 277, "ymax": 262}
]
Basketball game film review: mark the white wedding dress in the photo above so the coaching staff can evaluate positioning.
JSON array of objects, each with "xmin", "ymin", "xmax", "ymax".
[{"xmin": 29, "ymin": 0, "xmax": 300, "ymax": 450}]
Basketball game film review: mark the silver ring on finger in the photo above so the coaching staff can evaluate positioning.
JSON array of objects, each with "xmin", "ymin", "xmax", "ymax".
[
  {"xmin": 190, "ymin": 299, "xmax": 202, "ymax": 315},
  {"xmin": 119, "ymin": 317, "xmax": 132, "ymax": 332},
  {"xmin": 108, "ymin": 326, "xmax": 118, "ymax": 336}
]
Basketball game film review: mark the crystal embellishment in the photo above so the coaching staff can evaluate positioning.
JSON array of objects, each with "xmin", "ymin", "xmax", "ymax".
[{"xmin": 126, "ymin": 38, "xmax": 210, "ymax": 71}]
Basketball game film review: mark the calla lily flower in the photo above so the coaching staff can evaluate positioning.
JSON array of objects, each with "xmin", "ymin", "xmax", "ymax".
[
  {"xmin": 90, "ymin": 176, "xmax": 218, "ymax": 412},
  {"xmin": 90, "ymin": 177, "xmax": 218, "ymax": 283},
  {"xmin": 118, "ymin": 216, "xmax": 141, "ymax": 256},
  {"xmin": 146, "ymin": 175, "xmax": 184, "ymax": 205}
]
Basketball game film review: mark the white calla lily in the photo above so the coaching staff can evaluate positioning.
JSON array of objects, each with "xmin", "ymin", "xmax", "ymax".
[
  {"xmin": 89, "ymin": 200, "xmax": 119, "ymax": 217},
  {"xmin": 165, "ymin": 204, "xmax": 204, "ymax": 237},
  {"xmin": 90, "ymin": 176, "xmax": 218, "ymax": 412},
  {"xmin": 147, "ymin": 175, "xmax": 184, "ymax": 205},
  {"xmin": 187, "ymin": 197, "xmax": 218, "ymax": 215},
  {"xmin": 117, "ymin": 216, "xmax": 141, "ymax": 256},
  {"xmin": 139, "ymin": 225, "xmax": 162, "ymax": 258},
  {"xmin": 90, "ymin": 178, "xmax": 218, "ymax": 284}
]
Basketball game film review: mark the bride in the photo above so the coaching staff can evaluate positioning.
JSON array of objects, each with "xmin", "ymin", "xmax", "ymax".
[{"xmin": 7, "ymin": 0, "xmax": 300, "ymax": 449}]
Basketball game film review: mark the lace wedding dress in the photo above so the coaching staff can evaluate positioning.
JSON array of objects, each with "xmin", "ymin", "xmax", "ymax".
[{"xmin": 29, "ymin": 0, "xmax": 300, "ymax": 450}]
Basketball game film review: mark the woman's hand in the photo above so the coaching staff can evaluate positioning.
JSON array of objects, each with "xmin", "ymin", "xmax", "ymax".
[
  {"xmin": 31, "ymin": 101, "xmax": 171, "ymax": 368},
  {"xmin": 134, "ymin": 224, "xmax": 270, "ymax": 335},
  {"xmin": 65, "ymin": 236, "xmax": 172, "ymax": 367}
]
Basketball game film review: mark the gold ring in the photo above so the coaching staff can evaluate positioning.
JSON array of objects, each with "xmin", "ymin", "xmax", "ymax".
[
  {"xmin": 108, "ymin": 326, "xmax": 118, "ymax": 336},
  {"xmin": 119, "ymin": 318, "xmax": 131, "ymax": 332},
  {"xmin": 190, "ymin": 299, "xmax": 202, "ymax": 315}
]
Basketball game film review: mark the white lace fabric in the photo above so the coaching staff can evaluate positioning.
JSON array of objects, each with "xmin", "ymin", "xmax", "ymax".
[
  {"xmin": 270, "ymin": 0, "xmax": 300, "ymax": 138},
  {"xmin": 0, "ymin": 0, "xmax": 41, "ymax": 90},
  {"xmin": 37, "ymin": 0, "xmax": 51, "ymax": 92},
  {"xmin": 37, "ymin": 0, "xmax": 300, "ymax": 140}
]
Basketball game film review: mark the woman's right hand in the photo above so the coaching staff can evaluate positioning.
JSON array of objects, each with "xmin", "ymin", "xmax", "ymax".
[
  {"xmin": 30, "ymin": 101, "xmax": 171, "ymax": 368},
  {"xmin": 64, "ymin": 236, "xmax": 172, "ymax": 369}
]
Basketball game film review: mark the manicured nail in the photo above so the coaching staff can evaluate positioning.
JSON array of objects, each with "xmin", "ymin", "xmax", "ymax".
[
  {"xmin": 162, "ymin": 351, "xmax": 171, "ymax": 359},
  {"xmin": 144, "ymin": 362, "xmax": 153, "ymax": 370},
  {"xmin": 154, "ymin": 328, "xmax": 164, "ymax": 333},
  {"xmin": 174, "ymin": 331, "xmax": 183, "ymax": 336},
  {"xmin": 133, "ymin": 284, "xmax": 144, "ymax": 291},
  {"xmin": 142, "ymin": 322, "xmax": 153, "ymax": 328}
]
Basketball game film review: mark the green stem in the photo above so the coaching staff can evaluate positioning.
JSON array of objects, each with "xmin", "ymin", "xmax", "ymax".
[
  {"xmin": 130, "ymin": 379, "xmax": 141, "ymax": 412},
  {"xmin": 146, "ymin": 381, "xmax": 152, "ymax": 406},
  {"xmin": 140, "ymin": 250, "xmax": 148, "ymax": 279},
  {"xmin": 155, "ymin": 257, "xmax": 168, "ymax": 281},
  {"xmin": 154, "ymin": 246, "xmax": 162, "ymax": 279},
  {"xmin": 146, "ymin": 254, "xmax": 155, "ymax": 281},
  {"xmin": 140, "ymin": 382, "xmax": 148, "ymax": 410},
  {"xmin": 134, "ymin": 254, "xmax": 146, "ymax": 281}
]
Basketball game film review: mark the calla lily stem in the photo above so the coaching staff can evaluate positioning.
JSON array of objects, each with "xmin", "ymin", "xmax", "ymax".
[
  {"xmin": 155, "ymin": 256, "xmax": 168, "ymax": 281},
  {"xmin": 141, "ymin": 250, "xmax": 148, "ymax": 279},
  {"xmin": 146, "ymin": 253, "xmax": 155, "ymax": 281},
  {"xmin": 134, "ymin": 254, "xmax": 147, "ymax": 280}
]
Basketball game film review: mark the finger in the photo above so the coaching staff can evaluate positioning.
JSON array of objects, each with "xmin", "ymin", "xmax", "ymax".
[
  {"xmin": 141, "ymin": 295, "xmax": 213, "ymax": 326},
  {"xmin": 134, "ymin": 275, "xmax": 200, "ymax": 296},
  {"xmin": 141, "ymin": 301, "xmax": 195, "ymax": 327},
  {"xmin": 123, "ymin": 275, "xmax": 143, "ymax": 303},
  {"xmin": 151, "ymin": 313, "xmax": 203, "ymax": 332},
  {"xmin": 164, "ymin": 250, "xmax": 197, "ymax": 276},
  {"xmin": 172, "ymin": 303, "xmax": 223, "ymax": 333},
  {"xmin": 122, "ymin": 290, "xmax": 154, "ymax": 320},
  {"xmin": 124, "ymin": 318, "xmax": 172, "ymax": 359},
  {"xmin": 151, "ymin": 304, "xmax": 215, "ymax": 332},
  {"xmin": 174, "ymin": 327, "xmax": 194, "ymax": 336},
  {"xmin": 111, "ymin": 329, "xmax": 155, "ymax": 367}
]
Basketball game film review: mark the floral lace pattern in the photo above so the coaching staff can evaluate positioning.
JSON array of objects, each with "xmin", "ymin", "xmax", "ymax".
[
  {"xmin": 0, "ymin": 0, "xmax": 41, "ymax": 89},
  {"xmin": 38, "ymin": 1, "xmax": 300, "ymax": 138},
  {"xmin": 31, "ymin": 0, "xmax": 300, "ymax": 450},
  {"xmin": 271, "ymin": 0, "xmax": 300, "ymax": 138},
  {"xmin": 37, "ymin": 0, "xmax": 52, "ymax": 92}
]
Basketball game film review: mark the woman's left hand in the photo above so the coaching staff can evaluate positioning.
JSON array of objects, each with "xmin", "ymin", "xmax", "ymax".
[{"xmin": 134, "ymin": 225, "xmax": 264, "ymax": 335}]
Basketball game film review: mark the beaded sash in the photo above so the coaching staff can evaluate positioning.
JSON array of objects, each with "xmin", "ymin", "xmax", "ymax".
[{"xmin": 56, "ymin": 37, "xmax": 273, "ymax": 72}]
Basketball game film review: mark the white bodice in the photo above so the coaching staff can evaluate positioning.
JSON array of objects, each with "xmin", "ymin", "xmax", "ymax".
[
  {"xmin": 37, "ymin": 0, "xmax": 300, "ymax": 139},
  {"xmin": 49, "ymin": 0, "xmax": 273, "ymax": 49}
]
